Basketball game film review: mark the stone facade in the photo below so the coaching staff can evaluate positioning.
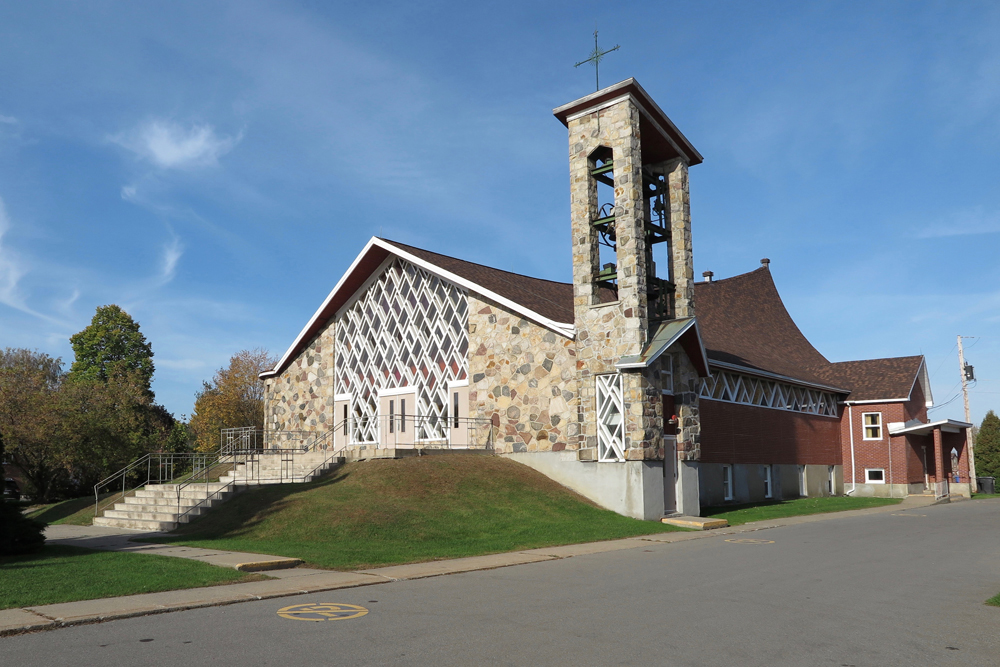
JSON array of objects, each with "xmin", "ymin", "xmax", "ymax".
[
  {"xmin": 264, "ymin": 323, "xmax": 336, "ymax": 433},
  {"xmin": 467, "ymin": 295, "xmax": 579, "ymax": 454},
  {"xmin": 566, "ymin": 95, "xmax": 701, "ymax": 463}
]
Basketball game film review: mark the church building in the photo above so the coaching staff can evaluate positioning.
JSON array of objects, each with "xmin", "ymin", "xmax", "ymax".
[{"xmin": 260, "ymin": 79, "xmax": 973, "ymax": 520}]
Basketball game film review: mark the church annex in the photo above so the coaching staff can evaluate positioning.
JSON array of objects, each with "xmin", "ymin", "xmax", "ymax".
[{"xmin": 260, "ymin": 79, "xmax": 973, "ymax": 519}]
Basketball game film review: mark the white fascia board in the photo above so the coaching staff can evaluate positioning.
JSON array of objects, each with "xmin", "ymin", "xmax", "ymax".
[
  {"xmin": 709, "ymin": 360, "xmax": 848, "ymax": 394},
  {"xmin": 916, "ymin": 357, "xmax": 934, "ymax": 407},
  {"xmin": 260, "ymin": 237, "xmax": 381, "ymax": 379},
  {"xmin": 378, "ymin": 239, "xmax": 576, "ymax": 339},
  {"xmin": 844, "ymin": 398, "xmax": 909, "ymax": 405}
]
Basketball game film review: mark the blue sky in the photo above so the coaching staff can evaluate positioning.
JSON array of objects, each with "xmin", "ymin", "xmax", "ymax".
[{"xmin": 0, "ymin": 1, "xmax": 997, "ymax": 425}]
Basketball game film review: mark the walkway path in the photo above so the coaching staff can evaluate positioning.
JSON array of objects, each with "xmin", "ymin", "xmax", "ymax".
[{"xmin": 1, "ymin": 497, "xmax": 941, "ymax": 636}]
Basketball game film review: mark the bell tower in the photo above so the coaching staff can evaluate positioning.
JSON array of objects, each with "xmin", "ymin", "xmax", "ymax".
[{"xmin": 554, "ymin": 79, "xmax": 704, "ymax": 512}]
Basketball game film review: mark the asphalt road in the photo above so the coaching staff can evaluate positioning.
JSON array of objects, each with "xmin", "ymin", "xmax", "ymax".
[{"xmin": 5, "ymin": 500, "xmax": 1000, "ymax": 666}]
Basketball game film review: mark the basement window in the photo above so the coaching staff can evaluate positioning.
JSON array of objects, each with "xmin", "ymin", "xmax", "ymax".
[
  {"xmin": 862, "ymin": 412, "xmax": 882, "ymax": 440},
  {"xmin": 764, "ymin": 465, "xmax": 773, "ymax": 499},
  {"xmin": 722, "ymin": 464, "xmax": 734, "ymax": 501},
  {"xmin": 866, "ymin": 468, "xmax": 885, "ymax": 484}
]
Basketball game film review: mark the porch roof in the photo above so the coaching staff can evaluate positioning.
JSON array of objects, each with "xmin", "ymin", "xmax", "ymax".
[{"xmin": 888, "ymin": 419, "xmax": 973, "ymax": 437}]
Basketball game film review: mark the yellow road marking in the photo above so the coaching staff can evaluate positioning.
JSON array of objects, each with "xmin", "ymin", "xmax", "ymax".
[{"xmin": 276, "ymin": 603, "xmax": 369, "ymax": 622}]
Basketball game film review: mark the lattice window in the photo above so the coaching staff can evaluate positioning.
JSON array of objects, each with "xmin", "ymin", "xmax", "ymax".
[
  {"xmin": 698, "ymin": 368, "xmax": 838, "ymax": 417},
  {"xmin": 335, "ymin": 257, "xmax": 469, "ymax": 443},
  {"xmin": 596, "ymin": 374, "xmax": 626, "ymax": 462}
]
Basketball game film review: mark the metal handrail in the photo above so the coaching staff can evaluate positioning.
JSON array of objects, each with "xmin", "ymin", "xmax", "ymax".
[{"xmin": 93, "ymin": 452, "xmax": 215, "ymax": 520}]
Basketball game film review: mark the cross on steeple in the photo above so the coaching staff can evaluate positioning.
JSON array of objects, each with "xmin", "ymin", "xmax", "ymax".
[{"xmin": 574, "ymin": 30, "xmax": 620, "ymax": 91}]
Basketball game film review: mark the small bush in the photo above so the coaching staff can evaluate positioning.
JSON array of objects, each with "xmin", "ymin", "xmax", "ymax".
[{"xmin": 0, "ymin": 500, "xmax": 46, "ymax": 555}]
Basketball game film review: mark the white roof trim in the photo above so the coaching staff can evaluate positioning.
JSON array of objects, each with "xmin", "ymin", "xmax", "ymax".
[
  {"xmin": 709, "ymin": 360, "xmax": 848, "ymax": 394},
  {"xmin": 888, "ymin": 418, "xmax": 973, "ymax": 436},
  {"xmin": 380, "ymin": 239, "xmax": 576, "ymax": 339},
  {"xmin": 261, "ymin": 237, "xmax": 575, "ymax": 378},
  {"xmin": 844, "ymin": 398, "xmax": 909, "ymax": 405}
]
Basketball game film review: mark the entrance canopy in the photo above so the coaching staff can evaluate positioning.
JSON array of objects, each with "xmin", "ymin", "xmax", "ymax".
[{"xmin": 888, "ymin": 418, "xmax": 973, "ymax": 437}]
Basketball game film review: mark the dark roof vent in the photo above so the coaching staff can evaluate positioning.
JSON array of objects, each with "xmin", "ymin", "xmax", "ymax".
[
  {"xmin": 760, "ymin": 258, "xmax": 770, "ymax": 268},
  {"xmin": 702, "ymin": 271, "xmax": 714, "ymax": 283}
]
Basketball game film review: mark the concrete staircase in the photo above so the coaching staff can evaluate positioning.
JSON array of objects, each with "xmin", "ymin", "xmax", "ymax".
[
  {"xmin": 94, "ymin": 451, "xmax": 341, "ymax": 532},
  {"xmin": 93, "ymin": 482, "xmax": 240, "ymax": 532}
]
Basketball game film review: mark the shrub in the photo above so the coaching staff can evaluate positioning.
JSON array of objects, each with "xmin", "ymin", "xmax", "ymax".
[{"xmin": 0, "ymin": 500, "xmax": 46, "ymax": 555}]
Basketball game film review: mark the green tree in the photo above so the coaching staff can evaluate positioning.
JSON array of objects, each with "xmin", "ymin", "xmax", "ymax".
[
  {"xmin": 69, "ymin": 305, "xmax": 154, "ymax": 396},
  {"xmin": 975, "ymin": 410, "xmax": 1000, "ymax": 481},
  {"xmin": 190, "ymin": 349, "xmax": 275, "ymax": 452},
  {"xmin": 0, "ymin": 348, "xmax": 69, "ymax": 501}
]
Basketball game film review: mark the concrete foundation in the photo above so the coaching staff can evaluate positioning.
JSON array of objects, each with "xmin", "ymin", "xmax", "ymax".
[
  {"xmin": 505, "ymin": 452, "xmax": 666, "ymax": 521},
  {"xmin": 699, "ymin": 464, "xmax": 844, "ymax": 508},
  {"xmin": 676, "ymin": 461, "xmax": 701, "ymax": 517}
]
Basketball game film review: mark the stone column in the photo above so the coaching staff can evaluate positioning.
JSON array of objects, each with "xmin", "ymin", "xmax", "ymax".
[{"xmin": 667, "ymin": 159, "xmax": 694, "ymax": 319}]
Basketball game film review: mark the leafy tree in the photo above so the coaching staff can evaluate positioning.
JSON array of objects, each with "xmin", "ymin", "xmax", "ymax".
[
  {"xmin": 190, "ymin": 349, "xmax": 275, "ymax": 452},
  {"xmin": 69, "ymin": 305, "xmax": 154, "ymax": 396},
  {"xmin": 0, "ymin": 349, "xmax": 69, "ymax": 501},
  {"xmin": 975, "ymin": 410, "xmax": 1000, "ymax": 481}
]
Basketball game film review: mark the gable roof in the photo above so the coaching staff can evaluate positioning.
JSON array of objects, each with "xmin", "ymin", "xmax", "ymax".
[
  {"xmin": 810, "ymin": 356, "xmax": 930, "ymax": 404},
  {"xmin": 261, "ymin": 237, "xmax": 576, "ymax": 379},
  {"xmin": 693, "ymin": 267, "xmax": 842, "ymax": 390}
]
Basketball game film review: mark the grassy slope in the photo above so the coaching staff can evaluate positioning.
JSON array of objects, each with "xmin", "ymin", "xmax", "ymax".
[
  {"xmin": 147, "ymin": 455, "xmax": 683, "ymax": 570},
  {"xmin": 0, "ymin": 545, "xmax": 262, "ymax": 610},
  {"xmin": 25, "ymin": 494, "xmax": 114, "ymax": 526},
  {"xmin": 702, "ymin": 496, "xmax": 902, "ymax": 526}
]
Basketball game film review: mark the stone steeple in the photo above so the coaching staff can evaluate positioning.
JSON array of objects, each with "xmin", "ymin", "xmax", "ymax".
[{"xmin": 553, "ymin": 78, "xmax": 703, "ymax": 464}]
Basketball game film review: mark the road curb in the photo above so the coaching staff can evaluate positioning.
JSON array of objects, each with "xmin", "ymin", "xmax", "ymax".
[{"xmin": 0, "ymin": 499, "xmax": 932, "ymax": 637}]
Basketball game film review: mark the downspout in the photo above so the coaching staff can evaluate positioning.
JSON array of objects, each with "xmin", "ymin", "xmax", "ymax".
[{"xmin": 846, "ymin": 402, "xmax": 857, "ymax": 495}]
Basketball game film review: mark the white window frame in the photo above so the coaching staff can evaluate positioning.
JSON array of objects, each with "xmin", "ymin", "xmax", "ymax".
[
  {"xmin": 865, "ymin": 468, "xmax": 886, "ymax": 484},
  {"xmin": 827, "ymin": 465, "xmax": 835, "ymax": 494},
  {"xmin": 660, "ymin": 355, "xmax": 674, "ymax": 395},
  {"xmin": 596, "ymin": 374, "xmax": 626, "ymax": 462},
  {"xmin": 862, "ymin": 412, "xmax": 883, "ymax": 440},
  {"xmin": 722, "ymin": 464, "xmax": 734, "ymax": 501},
  {"xmin": 798, "ymin": 465, "xmax": 806, "ymax": 496},
  {"xmin": 763, "ymin": 464, "xmax": 773, "ymax": 499}
]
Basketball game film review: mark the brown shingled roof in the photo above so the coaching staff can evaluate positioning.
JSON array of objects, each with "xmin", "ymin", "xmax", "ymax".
[
  {"xmin": 693, "ymin": 267, "xmax": 838, "ymax": 387},
  {"xmin": 810, "ymin": 356, "xmax": 924, "ymax": 402},
  {"xmin": 380, "ymin": 240, "xmax": 575, "ymax": 324}
]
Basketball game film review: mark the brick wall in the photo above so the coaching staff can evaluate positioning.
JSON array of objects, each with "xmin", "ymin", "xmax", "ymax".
[{"xmin": 699, "ymin": 399, "xmax": 841, "ymax": 465}]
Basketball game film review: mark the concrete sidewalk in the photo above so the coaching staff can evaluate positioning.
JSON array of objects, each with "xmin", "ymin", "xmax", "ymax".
[
  {"xmin": 44, "ymin": 525, "xmax": 303, "ymax": 572},
  {"xmin": 1, "ymin": 498, "xmax": 938, "ymax": 637}
]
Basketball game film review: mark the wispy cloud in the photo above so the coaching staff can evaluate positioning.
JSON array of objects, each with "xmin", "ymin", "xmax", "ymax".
[
  {"xmin": 159, "ymin": 236, "xmax": 183, "ymax": 285},
  {"xmin": 917, "ymin": 206, "xmax": 1000, "ymax": 238},
  {"xmin": 112, "ymin": 120, "xmax": 241, "ymax": 169},
  {"xmin": 0, "ymin": 115, "xmax": 16, "ymax": 124},
  {"xmin": 0, "ymin": 196, "xmax": 64, "ymax": 325}
]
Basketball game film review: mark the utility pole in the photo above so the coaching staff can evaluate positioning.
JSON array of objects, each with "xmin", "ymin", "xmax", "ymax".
[{"xmin": 958, "ymin": 335, "xmax": 977, "ymax": 488}]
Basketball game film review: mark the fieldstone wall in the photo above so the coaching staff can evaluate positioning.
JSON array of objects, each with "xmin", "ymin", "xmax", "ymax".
[
  {"xmin": 670, "ymin": 351, "xmax": 702, "ymax": 460},
  {"xmin": 264, "ymin": 322, "xmax": 336, "ymax": 434},
  {"xmin": 467, "ymin": 295, "xmax": 579, "ymax": 454}
]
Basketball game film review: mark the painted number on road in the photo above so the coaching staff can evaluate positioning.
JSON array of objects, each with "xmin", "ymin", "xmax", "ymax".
[
  {"xmin": 724, "ymin": 538, "xmax": 774, "ymax": 545},
  {"xmin": 277, "ymin": 603, "xmax": 369, "ymax": 622}
]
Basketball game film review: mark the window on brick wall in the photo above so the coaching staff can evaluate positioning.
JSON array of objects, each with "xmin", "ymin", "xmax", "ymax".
[
  {"xmin": 866, "ymin": 468, "xmax": 885, "ymax": 484},
  {"xmin": 862, "ymin": 413, "xmax": 882, "ymax": 440}
]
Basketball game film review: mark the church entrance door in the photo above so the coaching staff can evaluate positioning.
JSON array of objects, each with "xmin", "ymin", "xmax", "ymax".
[
  {"xmin": 379, "ymin": 388, "xmax": 417, "ymax": 448},
  {"xmin": 333, "ymin": 395, "xmax": 351, "ymax": 450}
]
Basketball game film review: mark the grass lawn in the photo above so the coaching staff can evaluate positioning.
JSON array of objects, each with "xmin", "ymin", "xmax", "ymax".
[
  {"xmin": 24, "ymin": 494, "xmax": 116, "ymax": 526},
  {"xmin": 0, "ymin": 545, "xmax": 264, "ymax": 610},
  {"xmin": 144, "ymin": 455, "xmax": 685, "ymax": 570},
  {"xmin": 702, "ymin": 496, "xmax": 902, "ymax": 526},
  {"xmin": 987, "ymin": 593, "xmax": 1000, "ymax": 607},
  {"xmin": 972, "ymin": 493, "xmax": 1000, "ymax": 500}
]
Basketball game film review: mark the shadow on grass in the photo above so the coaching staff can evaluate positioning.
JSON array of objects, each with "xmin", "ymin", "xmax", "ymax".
[
  {"xmin": 140, "ymin": 467, "xmax": 352, "ymax": 544},
  {"xmin": 701, "ymin": 500, "xmax": 786, "ymax": 517},
  {"xmin": 27, "ymin": 495, "xmax": 111, "ymax": 524}
]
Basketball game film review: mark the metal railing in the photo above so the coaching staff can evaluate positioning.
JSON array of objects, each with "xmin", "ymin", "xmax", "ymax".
[{"xmin": 93, "ymin": 452, "xmax": 220, "ymax": 519}]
